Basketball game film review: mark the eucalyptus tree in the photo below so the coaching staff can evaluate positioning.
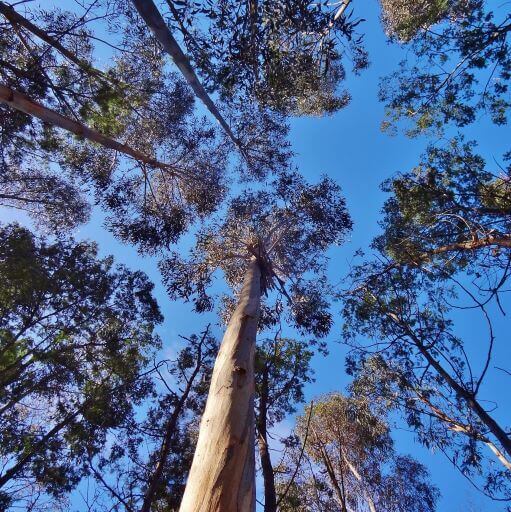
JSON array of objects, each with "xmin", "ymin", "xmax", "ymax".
[
  {"xmin": 160, "ymin": 171, "xmax": 352, "ymax": 510},
  {"xmin": 0, "ymin": 0, "xmax": 231, "ymax": 250},
  {"xmin": 137, "ymin": 0, "xmax": 368, "ymax": 117},
  {"xmin": 340, "ymin": 134, "xmax": 511, "ymax": 501},
  {"xmin": 378, "ymin": 0, "xmax": 511, "ymax": 135},
  {"xmin": 379, "ymin": 0, "xmax": 454, "ymax": 42},
  {"xmin": 277, "ymin": 393, "xmax": 440, "ymax": 512},
  {"xmin": 255, "ymin": 335, "xmax": 315, "ymax": 512},
  {"xmin": 376, "ymin": 137, "xmax": 511, "ymax": 283},
  {"xmin": 343, "ymin": 259, "xmax": 511, "ymax": 501},
  {"xmin": 0, "ymin": 223, "xmax": 162, "ymax": 510}
]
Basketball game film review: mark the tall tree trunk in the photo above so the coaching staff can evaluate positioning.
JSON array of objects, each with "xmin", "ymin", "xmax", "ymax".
[
  {"xmin": 256, "ymin": 365, "xmax": 277, "ymax": 512},
  {"xmin": 341, "ymin": 452, "xmax": 376, "ymax": 512},
  {"xmin": 0, "ymin": 84, "xmax": 178, "ymax": 173},
  {"xmin": 130, "ymin": 0, "xmax": 240, "ymax": 148},
  {"xmin": 311, "ymin": 428, "xmax": 347, "ymax": 512},
  {"xmin": 179, "ymin": 257, "xmax": 261, "ymax": 512}
]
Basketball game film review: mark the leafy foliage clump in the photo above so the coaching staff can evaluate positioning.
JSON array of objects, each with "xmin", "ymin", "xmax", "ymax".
[
  {"xmin": 379, "ymin": 0, "xmax": 511, "ymax": 135},
  {"xmin": 380, "ymin": 0, "xmax": 450, "ymax": 42},
  {"xmin": 374, "ymin": 137, "xmax": 511, "ymax": 279},
  {"xmin": 160, "ymin": 171, "xmax": 352, "ymax": 338},
  {"xmin": 168, "ymin": 0, "xmax": 368, "ymax": 116},
  {"xmin": 277, "ymin": 393, "xmax": 440, "ymax": 511},
  {"xmin": 0, "ymin": 3, "xmax": 229, "ymax": 251},
  {"xmin": 0, "ymin": 223, "xmax": 162, "ymax": 508}
]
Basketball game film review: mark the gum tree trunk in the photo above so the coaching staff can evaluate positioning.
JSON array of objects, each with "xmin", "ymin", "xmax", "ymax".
[
  {"xmin": 131, "ymin": 0, "xmax": 239, "ymax": 148},
  {"xmin": 179, "ymin": 257, "xmax": 261, "ymax": 512},
  {"xmin": 0, "ymin": 84, "xmax": 176, "ymax": 173}
]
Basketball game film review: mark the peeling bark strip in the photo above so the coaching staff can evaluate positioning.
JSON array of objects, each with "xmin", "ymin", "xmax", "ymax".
[
  {"xmin": 0, "ymin": 84, "xmax": 176, "ymax": 172},
  {"xmin": 179, "ymin": 258, "xmax": 261, "ymax": 512},
  {"xmin": 130, "ymin": 0, "xmax": 240, "ymax": 148}
]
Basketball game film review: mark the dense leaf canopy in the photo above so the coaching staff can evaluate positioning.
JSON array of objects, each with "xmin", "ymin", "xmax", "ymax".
[
  {"xmin": 167, "ymin": 0, "xmax": 368, "ymax": 116},
  {"xmin": 376, "ymin": 137, "xmax": 511, "ymax": 284},
  {"xmin": 0, "ymin": 0, "xmax": 230, "ymax": 250},
  {"xmin": 0, "ymin": 223, "xmax": 162, "ymax": 509}
]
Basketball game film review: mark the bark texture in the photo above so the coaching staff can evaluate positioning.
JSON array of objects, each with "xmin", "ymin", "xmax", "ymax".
[{"xmin": 179, "ymin": 258, "xmax": 261, "ymax": 512}]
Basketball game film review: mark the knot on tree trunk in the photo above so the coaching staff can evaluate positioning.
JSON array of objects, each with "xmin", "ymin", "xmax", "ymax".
[{"xmin": 234, "ymin": 365, "xmax": 248, "ymax": 387}]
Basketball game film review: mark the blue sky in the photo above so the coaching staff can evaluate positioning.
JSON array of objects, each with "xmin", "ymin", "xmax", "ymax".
[{"xmin": 3, "ymin": 0, "xmax": 511, "ymax": 510}]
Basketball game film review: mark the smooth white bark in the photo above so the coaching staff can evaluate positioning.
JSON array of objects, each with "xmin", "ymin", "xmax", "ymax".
[{"xmin": 179, "ymin": 258, "xmax": 261, "ymax": 511}]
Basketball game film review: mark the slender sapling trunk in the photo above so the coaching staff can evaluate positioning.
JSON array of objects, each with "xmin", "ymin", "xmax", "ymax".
[{"xmin": 256, "ymin": 365, "xmax": 277, "ymax": 512}]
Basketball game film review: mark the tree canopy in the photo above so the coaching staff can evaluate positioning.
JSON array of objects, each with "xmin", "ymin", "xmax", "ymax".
[
  {"xmin": 277, "ymin": 393, "xmax": 440, "ymax": 511},
  {"xmin": 379, "ymin": 0, "xmax": 511, "ymax": 135},
  {"xmin": 2, "ymin": 0, "xmax": 511, "ymax": 510},
  {"xmin": 160, "ymin": 171, "xmax": 352, "ymax": 337},
  {"xmin": 0, "ymin": 223, "xmax": 162, "ymax": 509},
  {"xmin": 163, "ymin": 0, "xmax": 368, "ymax": 116},
  {"xmin": 342, "ymin": 137, "xmax": 511, "ymax": 499}
]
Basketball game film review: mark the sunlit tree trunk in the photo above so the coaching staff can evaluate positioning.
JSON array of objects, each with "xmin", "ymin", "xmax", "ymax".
[
  {"xmin": 179, "ymin": 257, "xmax": 261, "ymax": 512},
  {"xmin": 0, "ymin": 84, "xmax": 177, "ymax": 173},
  {"xmin": 341, "ymin": 452, "xmax": 376, "ymax": 512}
]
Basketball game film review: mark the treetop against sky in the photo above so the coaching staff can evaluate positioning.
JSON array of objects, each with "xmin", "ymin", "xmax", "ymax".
[{"xmin": 0, "ymin": 0, "xmax": 510, "ymax": 511}]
